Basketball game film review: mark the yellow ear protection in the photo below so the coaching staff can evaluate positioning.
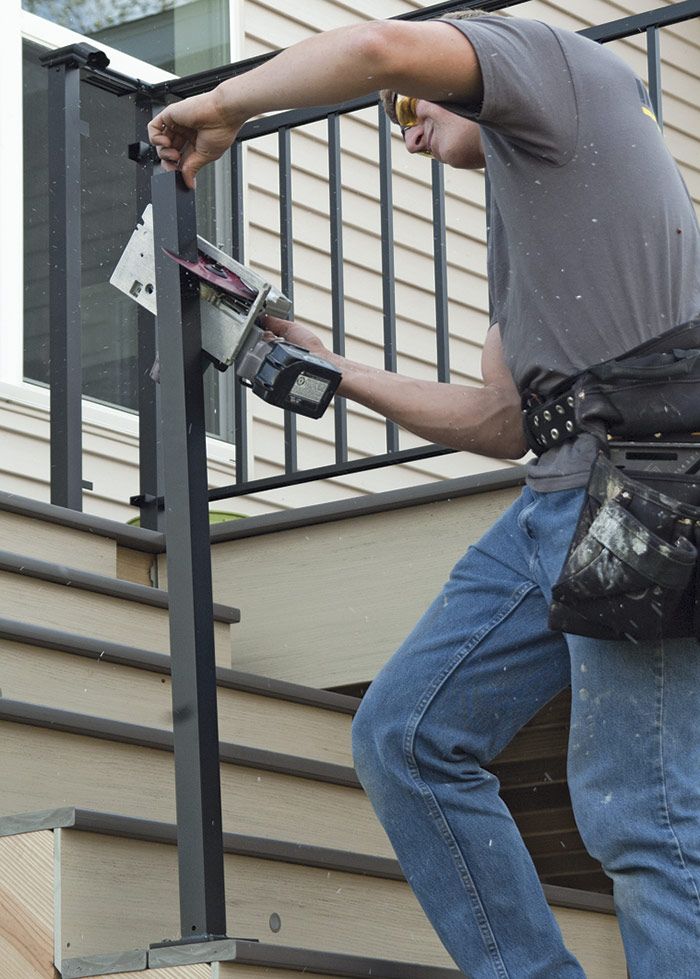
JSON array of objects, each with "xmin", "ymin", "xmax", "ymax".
[{"xmin": 393, "ymin": 94, "xmax": 433, "ymax": 158}]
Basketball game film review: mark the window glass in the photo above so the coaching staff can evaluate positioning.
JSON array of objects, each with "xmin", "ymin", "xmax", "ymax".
[
  {"xmin": 22, "ymin": 1, "xmax": 230, "ymax": 74},
  {"xmin": 22, "ymin": 41, "xmax": 227, "ymax": 436}
]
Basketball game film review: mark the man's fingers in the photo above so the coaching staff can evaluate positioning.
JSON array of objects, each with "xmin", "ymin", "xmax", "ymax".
[
  {"xmin": 148, "ymin": 116, "xmax": 195, "ymax": 172},
  {"xmin": 180, "ymin": 152, "xmax": 208, "ymax": 189},
  {"xmin": 149, "ymin": 128, "xmax": 191, "ymax": 154},
  {"xmin": 260, "ymin": 314, "xmax": 290, "ymax": 337},
  {"xmin": 148, "ymin": 113, "xmax": 170, "ymax": 141},
  {"xmin": 148, "ymin": 97, "xmax": 237, "ymax": 186}
]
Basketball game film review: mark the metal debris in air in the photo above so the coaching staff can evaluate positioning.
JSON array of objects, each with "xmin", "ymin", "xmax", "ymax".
[{"xmin": 110, "ymin": 205, "xmax": 341, "ymax": 418}]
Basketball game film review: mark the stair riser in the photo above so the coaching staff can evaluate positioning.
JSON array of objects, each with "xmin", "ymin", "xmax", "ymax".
[
  {"xmin": 188, "ymin": 487, "xmax": 519, "ymax": 687},
  {"xmin": 0, "ymin": 643, "xmax": 353, "ymax": 768},
  {"xmin": 0, "ymin": 511, "xmax": 117, "ymax": 578},
  {"xmin": 0, "ymin": 823, "xmax": 626, "ymax": 979},
  {"xmin": 56, "ymin": 829, "xmax": 455, "ymax": 969},
  {"xmin": 0, "ymin": 722, "xmax": 392, "ymax": 859},
  {"xmin": 0, "ymin": 573, "xmax": 231, "ymax": 667}
]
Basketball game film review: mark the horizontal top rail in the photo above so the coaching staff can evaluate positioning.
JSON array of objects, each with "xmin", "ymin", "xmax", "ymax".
[
  {"xmin": 232, "ymin": 0, "xmax": 700, "ymax": 140},
  {"xmin": 150, "ymin": 0, "xmax": 531, "ymax": 99},
  {"xmin": 64, "ymin": 0, "xmax": 532, "ymax": 100},
  {"xmin": 66, "ymin": 0, "xmax": 700, "ymax": 104},
  {"xmin": 581, "ymin": 0, "xmax": 700, "ymax": 42},
  {"xmin": 69, "ymin": 0, "xmax": 700, "ymax": 125}
]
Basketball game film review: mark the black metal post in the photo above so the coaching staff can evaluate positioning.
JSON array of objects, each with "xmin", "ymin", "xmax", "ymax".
[
  {"xmin": 150, "ymin": 170, "xmax": 227, "ymax": 942},
  {"xmin": 485, "ymin": 170, "xmax": 493, "ymax": 325},
  {"xmin": 378, "ymin": 109, "xmax": 400, "ymax": 455},
  {"xmin": 43, "ymin": 52, "xmax": 84, "ymax": 511},
  {"xmin": 431, "ymin": 159, "xmax": 450, "ymax": 383},
  {"xmin": 132, "ymin": 100, "xmax": 164, "ymax": 531},
  {"xmin": 328, "ymin": 113, "xmax": 348, "ymax": 464},
  {"xmin": 279, "ymin": 127, "xmax": 298, "ymax": 473},
  {"xmin": 231, "ymin": 141, "xmax": 250, "ymax": 485},
  {"xmin": 647, "ymin": 26, "xmax": 664, "ymax": 130}
]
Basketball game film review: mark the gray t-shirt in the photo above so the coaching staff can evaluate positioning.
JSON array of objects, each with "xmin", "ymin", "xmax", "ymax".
[{"xmin": 444, "ymin": 16, "xmax": 700, "ymax": 490}]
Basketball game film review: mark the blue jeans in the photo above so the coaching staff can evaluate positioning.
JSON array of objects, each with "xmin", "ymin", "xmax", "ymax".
[{"xmin": 352, "ymin": 487, "xmax": 700, "ymax": 978}]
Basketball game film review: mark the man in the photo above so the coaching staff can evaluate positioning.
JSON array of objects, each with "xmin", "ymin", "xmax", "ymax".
[{"xmin": 149, "ymin": 8, "xmax": 700, "ymax": 977}]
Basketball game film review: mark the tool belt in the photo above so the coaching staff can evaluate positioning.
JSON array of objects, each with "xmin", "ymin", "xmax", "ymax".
[
  {"xmin": 522, "ymin": 316, "xmax": 700, "ymax": 642},
  {"xmin": 549, "ymin": 451, "xmax": 700, "ymax": 641},
  {"xmin": 522, "ymin": 316, "xmax": 700, "ymax": 456}
]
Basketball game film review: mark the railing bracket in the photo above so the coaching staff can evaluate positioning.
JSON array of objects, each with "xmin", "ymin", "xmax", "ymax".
[
  {"xmin": 39, "ymin": 42, "xmax": 110, "ymax": 72},
  {"xmin": 130, "ymin": 493, "xmax": 164, "ymax": 510},
  {"xmin": 129, "ymin": 140, "xmax": 160, "ymax": 165}
]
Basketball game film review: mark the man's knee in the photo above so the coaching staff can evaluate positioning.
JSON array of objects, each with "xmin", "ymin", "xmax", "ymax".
[
  {"xmin": 351, "ymin": 680, "xmax": 403, "ymax": 789},
  {"xmin": 568, "ymin": 770, "xmax": 631, "ymax": 871},
  {"xmin": 352, "ymin": 676, "xmax": 483, "ymax": 794}
]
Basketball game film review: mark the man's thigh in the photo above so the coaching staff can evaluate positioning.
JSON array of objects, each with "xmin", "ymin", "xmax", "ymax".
[
  {"xmin": 567, "ymin": 632, "xmax": 700, "ymax": 869},
  {"xmin": 358, "ymin": 489, "xmax": 573, "ymax": 767}
]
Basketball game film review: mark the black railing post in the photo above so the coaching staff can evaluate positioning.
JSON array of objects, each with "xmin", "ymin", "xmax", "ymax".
[
  {"xmin": 150, "ymin": 169, "xmax": 227, "ymax": 942},
  {"xmin": 42, "ymin": 49, "xmax": 86, "ymax": 510}
]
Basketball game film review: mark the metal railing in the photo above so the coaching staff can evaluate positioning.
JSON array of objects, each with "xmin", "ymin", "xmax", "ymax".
[
  {"xmin": 39, "ymin": 0, "xmax": 700, "ymax": 953},
  {"xmin": 44, "ymin": 0, "xmax": 531, "ymax": 525},
  {"xmin": 45, "ymin": 0, "xmax": 700, "ymax": 520}
]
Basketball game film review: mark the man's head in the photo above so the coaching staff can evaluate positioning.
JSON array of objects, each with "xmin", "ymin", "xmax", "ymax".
[{"xmin": 380, "ymin": 8, "xmax": 486, "ymax": 169}]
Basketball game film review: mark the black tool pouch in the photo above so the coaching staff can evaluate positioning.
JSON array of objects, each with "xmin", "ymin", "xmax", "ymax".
[{"xmin": 549, "ymin": 452, "xmax": 700, "ymax": 641}]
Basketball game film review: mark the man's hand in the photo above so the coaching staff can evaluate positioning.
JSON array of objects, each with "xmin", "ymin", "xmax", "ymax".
[
  {"xmin": 260, "ymin": 315, "xmax": 331, "ymax": 359},
  {"xmin": 148, "ymin": 90, "xmax": 243, "ymax": 189}
]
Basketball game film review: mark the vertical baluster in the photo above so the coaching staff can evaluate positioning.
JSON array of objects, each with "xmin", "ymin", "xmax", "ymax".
[
  {"xmin": 646, "ymin": 26, "xmax": 664, "ymax": 131},
  {"xmin": 484, "ymin": 170, "xmax": 494, "ymax": 324},
  {"xmin": 432, "ymin": 159, "xmax": 450, "ymax": 383},
  {"xmin": 213, "ymin": 153, "xmax": 237, "ymax": 447},
  {"xmin": 279, "ymin": 126, "xmax": 298, "ymax": 473},
  {"xmin": 378, "ymin": 107, "xmax": 399, "ymax": 454},
  {"xmin": 329, "ymin": 113, "xmax": 348, "ymax": 464},
  {"xmin": 230, "ymin": 140, "xmax": 249, "ymax": 484}
]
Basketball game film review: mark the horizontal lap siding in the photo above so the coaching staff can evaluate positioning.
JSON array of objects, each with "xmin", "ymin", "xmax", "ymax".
[{"xmin": 239, "ymin": 0, "xmax": 700, "ymax": 512}]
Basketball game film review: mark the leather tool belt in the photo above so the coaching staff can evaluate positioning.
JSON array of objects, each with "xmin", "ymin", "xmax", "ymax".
[
  {"xmin": 522, "ymin": 315, "xmax": 700, "ymax": 456},
  {"xmin": 522, "ymin": 315, "xmax": 700, "ymax": 642}
]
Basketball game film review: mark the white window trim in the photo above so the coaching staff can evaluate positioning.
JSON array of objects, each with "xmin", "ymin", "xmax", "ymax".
[
  {"xmin": 2, "ymin": 3, "xmax": 245, "ymax": 465},
  {"xmin": 1, "ymin": 1, "xmax": 25, "ymax": 391},
  {"xmin": 20, "ymin": 10, "xmax": 178, "ymax": 82}
]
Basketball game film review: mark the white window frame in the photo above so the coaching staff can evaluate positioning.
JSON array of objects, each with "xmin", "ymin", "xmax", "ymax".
[{"xmin": 2, "ymin": 2, "xmax": 244, "ymax": 464}]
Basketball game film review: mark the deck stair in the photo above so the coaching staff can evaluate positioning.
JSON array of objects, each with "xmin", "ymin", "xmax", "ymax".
[{"xmin": 0, "ymin": 489, "xmax": 628, "ymax": 978}]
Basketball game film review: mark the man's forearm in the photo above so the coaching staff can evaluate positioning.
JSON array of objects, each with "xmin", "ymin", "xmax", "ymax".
[
  {"xmin": 214, "ymin": 23, "xmax": 387, "ymax": 126},
  {"xmin": 325, "ymin": 352, "xmax": 527, "ymax": 460},
  {"xmin": 212, "ymin": 20, "xmax": 480, "ymax": 129}
]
